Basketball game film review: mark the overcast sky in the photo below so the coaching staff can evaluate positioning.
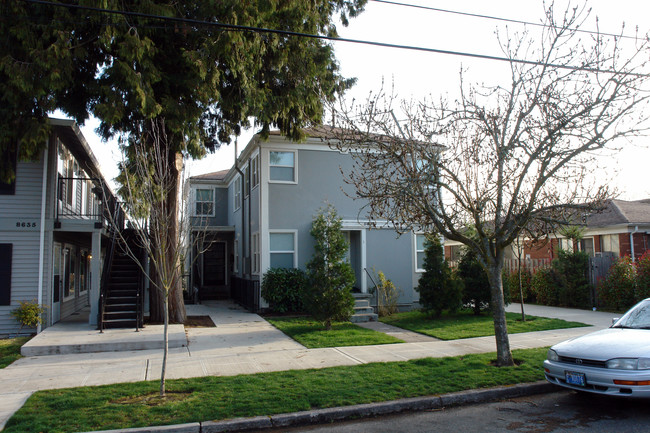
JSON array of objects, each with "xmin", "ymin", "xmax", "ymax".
[{"xmin": 81, "ymin": 0, "xmax": 650, "ymax": 200}]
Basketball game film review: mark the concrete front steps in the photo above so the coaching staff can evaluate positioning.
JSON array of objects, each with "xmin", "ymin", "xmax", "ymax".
[{"xmin": 350, "ymin": 293, "xmax": 378, "ymax": 323}]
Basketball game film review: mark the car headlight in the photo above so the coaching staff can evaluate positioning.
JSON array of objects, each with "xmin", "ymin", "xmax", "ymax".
[
  {"xmin": 547, "ymin": 349, "xmax": 559, "ymax": 362},
  {"xmin": 606, "ymin": 358, "xmax": 650, "ymax": 370}
]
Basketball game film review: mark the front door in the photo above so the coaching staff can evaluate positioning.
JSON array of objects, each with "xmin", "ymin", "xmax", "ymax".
[
  {"xmin": 52, "ymin": 243, "xmax": 61, "ymax": 322},
  {"xmin": 202, "ymin": 241, "xmax": 226, "ymax": 286}
]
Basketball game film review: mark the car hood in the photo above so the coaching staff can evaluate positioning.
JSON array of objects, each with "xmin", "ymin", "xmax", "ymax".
[{"xmin": 553, "ymin": 328, "xmax": 650, "ymax": 361}]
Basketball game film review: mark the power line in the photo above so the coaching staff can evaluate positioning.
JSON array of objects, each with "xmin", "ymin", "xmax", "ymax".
[
  {"xmin": 20, "ymin": 0, "xmax": 648, "ymax": 77},
  {"xmin": 370, "ymin": 0, "xmax": 643, "ymax": 41}
]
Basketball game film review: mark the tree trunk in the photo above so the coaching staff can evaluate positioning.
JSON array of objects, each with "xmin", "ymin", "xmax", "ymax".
[
  {"xmin": 487, "ymin": 261, "xmax": 514, "ymax": 367},
  {"xmin": 160, "ymin": 290, "xmax": 168, "ymax": 397}
]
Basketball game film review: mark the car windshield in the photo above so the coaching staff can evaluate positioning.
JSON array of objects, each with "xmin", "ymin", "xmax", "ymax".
[{"xmin": 613, "ymin": 299, "xmax": 650, "ymax": 329}]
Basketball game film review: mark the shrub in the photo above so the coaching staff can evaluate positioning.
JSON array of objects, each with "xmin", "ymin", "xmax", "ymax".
[
  {"xmin": 261, "ymin": 268, "xmax": 307, "ymax": 314},
  {"xmin": 304, "ymin": 205, "xmax": 355, "ymax": 329},
  {"xmin": 553, "ymin": 250, "xmax": 591, "ymax": 308},
  {"xmin": 11, "ymin": 300, "xmax": 46, "ymax": 331},
  {"xmin": 457, "ymin": 249, "xmax": 490, "ymax": 315},
  {"xmin": 531, "ymin": 267, "xmax": 561, "ymax": 306},
  {"xmin": 373, "ymin": 270, "xmax": 400, "ymax": 317},
  {"xmin": 416, "ymin": 234, "xmax": 462, "ymax": 317},
  {"xmin": 635, "ymin": 252, "xmax": 650, "ymax": 301},
  {"xmin": 598, "ymin": 255, "xmax": 636, "ymax": 311},
  {"xmin": 504, "ymin": 268, "xmax": 533, "ymax": 304}
]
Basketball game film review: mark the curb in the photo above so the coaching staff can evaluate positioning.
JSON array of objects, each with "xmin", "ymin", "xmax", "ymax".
[{"xmin": 80, "ymin": 381, "xmax": 558, "ymax": 433}]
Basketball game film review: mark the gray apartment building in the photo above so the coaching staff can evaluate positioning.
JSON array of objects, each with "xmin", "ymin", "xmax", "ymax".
[{"xmin": 187, "ymin": 127, "xmax": 426, "ymax": 312}]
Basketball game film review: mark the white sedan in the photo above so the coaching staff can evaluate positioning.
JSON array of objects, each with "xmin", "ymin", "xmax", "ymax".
[{"xmin": 544, "ymin": 298, "xmax": 650, "ymax": 397}]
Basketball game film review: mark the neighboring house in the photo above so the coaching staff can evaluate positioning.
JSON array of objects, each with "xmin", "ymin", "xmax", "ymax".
[
  {"xmin": 444, "ymin": 198, "xmax": 650, "ymax": 267},
  {"xmin": 0, "ymin": 118, "xmax": 124, "ymax": 335},
  {"xmin": 187, "ymin": 128, "xmax": 427, "ymax": 312}
]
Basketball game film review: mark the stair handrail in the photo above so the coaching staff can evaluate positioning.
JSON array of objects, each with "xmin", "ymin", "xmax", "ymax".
[
  {"xmin": 363, "ymin": 267, "xmax": 380, "ymax": 313},
  {"xmin": 98, "ymin": 201, "xmax": 122, "ymax": 332}
]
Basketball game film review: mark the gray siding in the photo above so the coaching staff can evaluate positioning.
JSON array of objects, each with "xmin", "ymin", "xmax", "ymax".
[
  {"xmin": 0, "ymin": 156, "xmax": 47, "ymax": 335},
  {"xmin": 267, "ymin": 148, "xmax": 419, "ymax": 305}
]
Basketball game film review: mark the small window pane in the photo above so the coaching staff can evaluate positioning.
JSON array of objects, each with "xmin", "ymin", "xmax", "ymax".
[
  {"xmin": 270, "ymin": 166, "xmax": 294, "ymax": 181},
  {"xmin": 416, "ymin": 234, "xmax": 426, "ymax": 251},
  {"xmin": 270, "ymin": 151, "xmax": 294, "ymax": 166},
  {"xmin": 417, "ymin": 251, "xmax": 425, "ymax": 270},
  {"xmin": 270, "ymin": 233, "xmax": 294, "ymax": 251},
  {"xmin": 196, "ymin": 189, "xmax": 213, "ymax": 201},
  {"xmin": 270, "ymin": 253, "xmax": 294, "ymax": 269}
]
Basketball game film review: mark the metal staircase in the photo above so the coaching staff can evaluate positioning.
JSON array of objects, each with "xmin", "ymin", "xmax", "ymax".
[{"xmin": 98, "ymin": 230, "xmax": 145, "ymax": 331}]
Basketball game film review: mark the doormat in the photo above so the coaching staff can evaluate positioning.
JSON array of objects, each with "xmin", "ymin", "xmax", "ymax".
[{"xmin": 184, "ymin": 315, "xmax": 216, "ymax": 328}]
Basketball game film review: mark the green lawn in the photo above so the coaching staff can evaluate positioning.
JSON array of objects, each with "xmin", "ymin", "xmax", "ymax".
[
  {"xmin": 0, "ymin": 337, "xmax": 30, "ymax": 369},
  {"xmin": 379, "ymin": 310, "xmax": 589, "ymax": 340},
  {"xmin": 4, "ymin": 348, "xmax": 548, "ymax": 433},
  {"xmin": 267, "ymin": 317, "xmax": 404, "ymax": 347}
]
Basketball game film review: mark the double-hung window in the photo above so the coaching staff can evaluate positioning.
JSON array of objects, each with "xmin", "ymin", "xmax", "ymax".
[
  {"xmin": 269, "ymin": 151, "xmax": 296, "ymax": 182},
  {"xmin": 251, "ymin": 154, "xmax": 259, "ymax": 188},
  {"xmin": 252, "ymin": 233, "xmax": 260, "ymax": 274},
  {"xmin": 194, "ymin": 188, "xmax": 214, "ymax": 216},
  {"xmin": 270, "ymin": 232, "xmax": 296, "ymax": 269},
  {"xmin": 415, "ymin": 233, "xmax": 426, "ymax": 272},
  {"xmin": 234, "ymin": 176, "xmax": 241, "ymax": 210}
]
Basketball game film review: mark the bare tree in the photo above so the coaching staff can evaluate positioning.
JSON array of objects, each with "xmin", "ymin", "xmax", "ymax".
[
  {"xmin": 329, "ymin": 2, "xmax": 650, "ymax": 366},
  {"xmin": 104, "ymin": 117, "xmax": 206, "ymax": 396}
]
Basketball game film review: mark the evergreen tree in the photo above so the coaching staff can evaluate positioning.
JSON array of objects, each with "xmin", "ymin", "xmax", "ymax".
[
  {"xmin": 416, "ymin": 234, "xmax": 461, "ymax": 317},
  {"xmin": 305, "ymin": 205, "xmax": 355, "ymax": 330},
  {"xmin": 0, "ymin": 0, "xmax": 366, "ymax": 322},
  {"xmin": 458, "ymin": 248, "xmax": 491, "ymax": 315}
]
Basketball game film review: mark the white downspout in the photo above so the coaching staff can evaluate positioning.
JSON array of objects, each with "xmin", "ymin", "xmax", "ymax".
[
  {"xmin": 37, "ymin": 141, "xmax": 49, "ymax": 333},
  {"xmin": 630, "ymin": 226, "xmax": 639, "ymax": 262}
]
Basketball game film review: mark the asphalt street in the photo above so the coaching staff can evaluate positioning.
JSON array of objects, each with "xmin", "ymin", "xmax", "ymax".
[{"xmin": 257, "ymin": 391, "xmax": 650, "ymax": 433}]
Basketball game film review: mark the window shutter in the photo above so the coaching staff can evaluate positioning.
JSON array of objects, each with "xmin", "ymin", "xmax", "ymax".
[{"xmin": 0, "ymin": 244, "xmax": 13, "ymax": 305}]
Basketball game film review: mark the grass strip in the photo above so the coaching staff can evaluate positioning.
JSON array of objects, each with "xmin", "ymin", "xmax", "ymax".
[
  {"xmin": 4, "ymin": 347, "xmax": 548, "ymax": 433},
  {"xmin": 380, "ymin": 310, "xmax": 589, "ymax": 340},
  {"xmin": 0, "ymin": 337, "xmax": 30, "ymax": 369},
  {"xmin": 267, "ymin": 317, "xmax": 404, "ymax": 347}
]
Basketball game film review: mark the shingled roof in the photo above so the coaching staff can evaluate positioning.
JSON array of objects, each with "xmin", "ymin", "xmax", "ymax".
[
  {"xmin": 587, "ymin": 199, "xmax": 650, "ymax": 227},
  {"xmin": 190, "ymin": 169, "xmax": 229, "ymax": 181}
]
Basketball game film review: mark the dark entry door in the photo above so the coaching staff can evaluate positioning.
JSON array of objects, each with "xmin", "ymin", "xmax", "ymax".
[{"xmin": 202, "ymin": 242, "xmax": 226, "ymax": 286}]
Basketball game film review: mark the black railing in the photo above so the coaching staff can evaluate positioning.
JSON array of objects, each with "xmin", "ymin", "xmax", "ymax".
[
  {"xmin": 56, "ymin": 177, "xmax": 103, "ymax": 220},
  {"xmin": 231, "ymin": 276, "xmax": 260, "ymax": 312},
  {"xmin": 98, "ymin": 227, "xmax": 118, "ymax": 332}
]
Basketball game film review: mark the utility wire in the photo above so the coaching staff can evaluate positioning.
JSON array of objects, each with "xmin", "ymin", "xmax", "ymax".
[
  {"xmin": 370, "ymin": 0, "xmax": 642, "ymax": 41},
  {"xmin": 20, "ymin": 0, "xmax": 649, "ymax": 77}
]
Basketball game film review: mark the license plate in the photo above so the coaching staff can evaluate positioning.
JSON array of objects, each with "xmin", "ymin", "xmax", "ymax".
[{"xmin": 565, "ymin": 371, "xmax": 586, "ymax": 387}]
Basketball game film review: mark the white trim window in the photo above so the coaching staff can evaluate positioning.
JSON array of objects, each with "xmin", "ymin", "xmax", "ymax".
[
  {"xmin": 194, "ymin": 188, "xmax": 215, "ymax": 217},
  {"xmin": 269, "ymin": 231, "xmax": 296, "ymax": 269},
  {"xmin": 234, "ymin": 176, "xmax": 242, "ymax": 210},
  {"xmin": 251, "ymin": 154, "xmax": 259, "ymax": 188},
  {"xmin": 269, "ymin": 151, "xmax": 296, "ymax": 183},
  {"xmin": 559, "ymin": 238, "xmax": 574, "ymax": 253},
  {"xmin": 415, "ymin": 233, "xmax": 426, "ymax": 272},
  {"xmin": 252, "ymin": 232, "xmax": 260, "ymax": 274},
  {"xmin": 601, "ymin": 234, "xmax": 620, "ymax": 257}
]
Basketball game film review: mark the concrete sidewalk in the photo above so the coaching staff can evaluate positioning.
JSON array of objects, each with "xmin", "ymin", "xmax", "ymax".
[{"xmin": 0, "ymin": 302, "xmax": 613, "ymax": 430}]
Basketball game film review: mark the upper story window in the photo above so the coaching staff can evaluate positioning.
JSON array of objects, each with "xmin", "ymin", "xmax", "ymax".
[
  {"xmin": 251, "ymin": 154, "xmax": 259, "ymax": 188},
  {"xmin": 244, "ymin": 164, "xmax": 250, "ymax": 198},
  {"xmin": 194, "ymin": 188, "xmax": 215, "ymax": 216},
  {"xmin": 234, "ymin": 176, "xmax": 241, "ymax": 210},
  {"xmin": 269, "ymin": 151, "xmax": 296, "ymax": 183}
]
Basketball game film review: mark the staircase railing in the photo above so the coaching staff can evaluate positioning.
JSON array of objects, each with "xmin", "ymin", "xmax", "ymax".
[
  {"xmin": 98, "ymin": 227, "xmax": 118, "ymax": 333},
  {"xmin": 98, "ymin": 200, "xmax": 123, "ymax": 332},
  {"xmin": 364, "ymin": 267, "xmax": 379, "ymax": 312}
]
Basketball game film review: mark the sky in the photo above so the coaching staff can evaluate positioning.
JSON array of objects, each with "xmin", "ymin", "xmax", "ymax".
[{"xmin": 79, "ymin": 0, "xmax": 650, "ymax": 200}]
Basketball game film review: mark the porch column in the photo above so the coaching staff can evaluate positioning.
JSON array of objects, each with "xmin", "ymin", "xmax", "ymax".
[{"xmin": 89, "ymin": 229, "xmax": 102, "ymax": 326}]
